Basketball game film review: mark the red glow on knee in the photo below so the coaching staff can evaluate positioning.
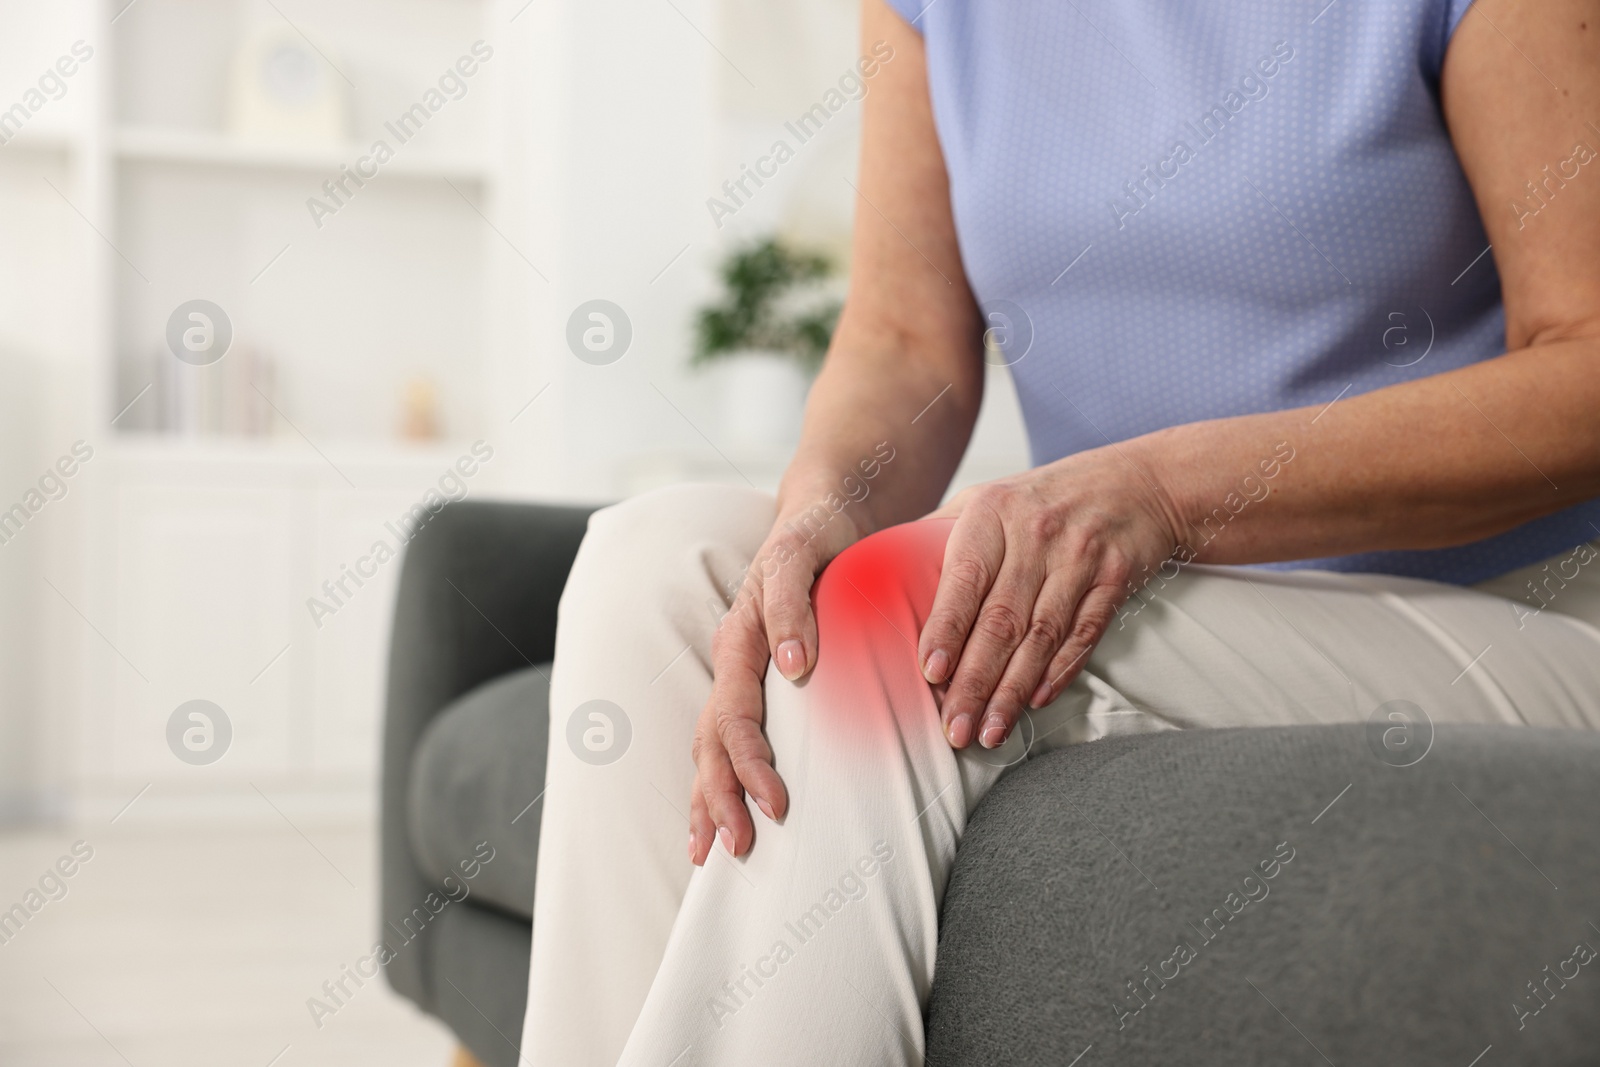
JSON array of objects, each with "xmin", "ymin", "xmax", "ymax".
[{"xmin": 805, "ymin": 518, "xmax": 954, "ymax": 741}]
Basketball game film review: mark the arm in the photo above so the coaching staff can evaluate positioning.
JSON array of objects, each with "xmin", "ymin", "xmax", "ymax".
[
  {"xmin": 1137, "ymin": 0, "xmax": 1600, "ymax": 562},
  {"xmin": 777, "ymin": 0, "xmax": 983, "ymax": 547},
  {"xmin": 916, "ymin": 0, "xmax": 1600, "ymax": 749},
  {"xmin": 688, "ymin": 0, "xmax": 983, "ymax": 863}
]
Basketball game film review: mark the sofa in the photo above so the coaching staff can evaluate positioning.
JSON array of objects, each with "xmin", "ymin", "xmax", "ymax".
[{"xmin": 381, "ymin": 500, "xmax": 1600, "ymax": 1066}]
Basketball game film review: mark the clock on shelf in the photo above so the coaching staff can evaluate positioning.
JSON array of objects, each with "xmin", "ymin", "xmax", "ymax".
[{"xmin": 226, "ymin": 24, "xmax": 348, "ymax": 144}]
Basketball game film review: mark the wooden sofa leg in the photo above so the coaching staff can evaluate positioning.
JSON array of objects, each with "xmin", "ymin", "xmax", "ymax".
[{"xmin": 450, "ymin": 1047, "xmax": 488, "ymax": 1067}]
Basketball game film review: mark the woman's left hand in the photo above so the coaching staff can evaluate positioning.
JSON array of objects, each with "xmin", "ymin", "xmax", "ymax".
[{"xmin": 918, "ymin": 444, "xmax": 1183, "ymax": 748}]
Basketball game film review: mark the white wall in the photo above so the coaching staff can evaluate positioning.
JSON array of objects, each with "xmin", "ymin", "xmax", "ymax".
[{"xmin": 502, "ymin": 0, "xmax": 1029, "ymax": 503}]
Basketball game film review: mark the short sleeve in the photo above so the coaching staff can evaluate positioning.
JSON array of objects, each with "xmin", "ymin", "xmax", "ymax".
[
  {"xmin": 1421, "ymin": 0, "xmax": 1478, "ymax": 84},
  {"xmin": 883, "ymin": 0, "xmax": 930, "ymax": 32}
]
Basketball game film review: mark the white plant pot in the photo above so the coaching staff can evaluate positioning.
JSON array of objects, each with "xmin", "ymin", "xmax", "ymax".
[{"xmin": 714, "ymin": 351, "xmax": 810, "ymax": 452}]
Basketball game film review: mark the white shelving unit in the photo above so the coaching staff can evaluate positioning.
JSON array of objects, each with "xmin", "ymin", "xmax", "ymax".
[
  {"xmin": 0, "ymin": 0, "xmax": 540, "ymax": 822},
  {"xmin": 114, "ymin": 125, "xmax": 491, "ymax": 181}
]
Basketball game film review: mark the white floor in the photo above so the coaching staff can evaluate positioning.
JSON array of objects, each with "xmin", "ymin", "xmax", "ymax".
[{"xmin": 0, "ymin": 820, "xmax": 457, "ymax": 1067}]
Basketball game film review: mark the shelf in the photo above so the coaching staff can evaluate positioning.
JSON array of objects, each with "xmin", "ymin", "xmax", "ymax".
[
  {"xmin": 114, "ymin": 126, "xmax": 491, "ymax": 182},
  {"xmin": 107, "ymin": 433, "xmax": 481, "ymax": 473},
  {"xmin": 0, "ymin": 128, "xmax": 81, "ymax": 156}
]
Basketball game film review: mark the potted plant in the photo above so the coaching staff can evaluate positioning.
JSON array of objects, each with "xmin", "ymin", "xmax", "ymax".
[{"xmin": 693, "ymin": 238, "xmax": 841, "ymax": 451}]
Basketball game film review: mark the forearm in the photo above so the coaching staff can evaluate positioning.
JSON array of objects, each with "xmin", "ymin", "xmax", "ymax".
[
  {"xmin": 775, "ymin": 312, "xmax": 981, "ymax": 543},
  {"xmin": 769, "ymin": 0, "xmax": 981, "ymax": 547},
  {"xmin": 1132, "ymin": 338, "xmax": 1600, "ymax": 565}
]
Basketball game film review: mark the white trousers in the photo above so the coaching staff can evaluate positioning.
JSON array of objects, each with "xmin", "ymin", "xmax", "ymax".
[{"xmin": 519, "ymin": 483, "xmax": 1600, "ymax": 1066}]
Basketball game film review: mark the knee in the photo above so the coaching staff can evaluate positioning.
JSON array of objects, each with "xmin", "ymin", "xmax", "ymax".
[
  {"xmin": 569, "ymin": 483, "xmax": 774, "ymax": 602},
  {"xmin": 585, "ymin": 483, "xmax": 771, "ymax": 557},
  {"xmin": 813, "ymin": 518, "xmax": 953, "ymax": 639},
  {"xmin": 805, "ymin": 518, "xmax": 955, "ymax": 739}
]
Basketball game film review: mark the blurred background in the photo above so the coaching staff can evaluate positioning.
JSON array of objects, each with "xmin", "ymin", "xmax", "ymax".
[{"xmin": 0, "ymin": 0, "xmax": 1026, "ymax": 1063}]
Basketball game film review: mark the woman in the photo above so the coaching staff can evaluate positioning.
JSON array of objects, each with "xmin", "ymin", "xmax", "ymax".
[{"xmin": 519, "ymin": 0, "xmax": 1600, "ymax": 1062}]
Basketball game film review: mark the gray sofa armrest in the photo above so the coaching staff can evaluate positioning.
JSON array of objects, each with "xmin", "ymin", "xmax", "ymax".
[
  {"xmin": 927, "ymin": 723, "xmax": 1600, "ymax": 1066},
  {"xmin": 379, "ymin": 499, "xmax": 599, "ymax": 1011}
]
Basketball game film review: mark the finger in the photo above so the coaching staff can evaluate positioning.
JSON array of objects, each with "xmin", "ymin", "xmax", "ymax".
[
  {"xmin": 711, "ymin": 612, "xmax": 789, "ymax": 821},
  {"xmin": 976, "ymin": 569, "xmax": 1086, "ymax": 746},
  {"xmin": 918, "ymin": 504, "xmax": 1006, "ymax": 688},
  {"xmin": 720, "ymin": 696, "xmax": 787, "ymax": 820},
  {"xmin": 941, "ymin": 559, "xmax": 1046, "ymax": 748},
  {"xmin": 1031, "ymin": 583, "xmax": 1126, "ymax": 706},
  {"xmin": 692, "ymin": 711, "xmax": 753, "ymax": 857},
  {"xmin": 688, "ymin": 769, "xmax": 717, "ymax": 865},
  {"xmin": 763, "ymin": 545, "xmax": 821, "ymax": 683}
]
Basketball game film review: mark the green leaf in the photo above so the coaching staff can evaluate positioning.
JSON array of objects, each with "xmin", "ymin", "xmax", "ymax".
[{"xmin": 692, "ymin": 237, "xmax": 842, "ymax": 371}]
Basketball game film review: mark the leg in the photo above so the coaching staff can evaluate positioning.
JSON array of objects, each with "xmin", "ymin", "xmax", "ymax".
[
  {"xmin": 1471, "ymin": 538, "xmax": 1600, "ymax": 635},
  {"xmin": 612, "ymin": 521, "xmax": 1600, "ymax": 1066},
  {"xmin": 616, "ymin": 518, "xmax": 1022, "ymax": 1065},
  {"xmin": 1064, "ymin": 555, "xmax": 1600, "ymax": 741},
  {"xmin": 520, "ymin": 483, "xmax": 776, "ymax": 1065}
]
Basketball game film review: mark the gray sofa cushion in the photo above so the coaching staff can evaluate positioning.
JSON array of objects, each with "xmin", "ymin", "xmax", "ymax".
[
  {"xmin": 382, "ymin": 501, "xmax": 594, "ymax": 1016},
  {"xmin": 407, "ymin": 665, "xmax": 551, "ymax": 920},
  {"xmin": 927, "ymin": 723, "xmax": 1600, "ymax": 1066}
]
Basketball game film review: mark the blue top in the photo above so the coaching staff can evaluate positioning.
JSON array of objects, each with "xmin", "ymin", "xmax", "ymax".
[{"xmin": 888, "ymin": 0, "xmax": 1599, "ymax": 582}]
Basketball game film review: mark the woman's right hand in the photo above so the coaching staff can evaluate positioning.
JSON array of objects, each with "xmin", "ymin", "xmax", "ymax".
[{"xmin": 687, "ymin": 503, "xmax": 862, "ymax": 864}]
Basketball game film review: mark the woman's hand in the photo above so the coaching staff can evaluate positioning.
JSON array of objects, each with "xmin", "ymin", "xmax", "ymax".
[
  {"xmin": 688, "ymin": 502, "xmax": 863, "ymax": 864},
  {"xmin": 918, "ymin": 446, "xmax": 1183, "ymax": 749}
]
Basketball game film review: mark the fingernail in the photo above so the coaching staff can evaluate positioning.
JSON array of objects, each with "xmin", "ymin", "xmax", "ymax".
[
  {"xmin": 1030, "ymin": 682, "xmax": 1052, "ymax": 708},
  {"xmin": 946, "ymin": 713, "xmax": 972, "ymax": 748},
  {"xmin": 756, "ymin": 797, "xmax": 776, "ymax": 821},
  {"xmin": 717, "ymin": 825, "xmax": 735, "ymax": 853},
  {"xmin": 687, "ymin": 830, "xmax": 698, "ymax": 860},
  {"xmin": 980, "ymin": 718, "xmax": 1008, "ymax": 749},
  {"xmin": 923, "ymin": 649, "xmax": 950, "ymax": 684},
  {"xmin": 777, "ymin": 639, "xmax": 805, "ymax": 680}
]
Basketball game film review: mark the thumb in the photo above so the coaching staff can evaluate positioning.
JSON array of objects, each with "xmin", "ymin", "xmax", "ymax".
[
  {"xmin": 764, "ymin": 550, "xmax": 820, "ymax": 682},
  {"xmin": 924, "ymin": 486, "xmax": 972, "ymax": 522}
]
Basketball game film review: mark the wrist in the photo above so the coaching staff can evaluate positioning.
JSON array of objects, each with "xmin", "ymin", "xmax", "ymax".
[
  {"xmin": 777, "ymin": 444, "xmax": 902, "ymax": 543},
  {"xmin": 774, "ymin": 486, "xmax": 867, "ymax": 558},
  {"xmin": 1120, "ymin": 430, "xmax": 1193, "ymax": 555}
]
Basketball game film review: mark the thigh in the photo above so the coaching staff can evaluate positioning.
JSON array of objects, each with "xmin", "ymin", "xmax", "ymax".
[
  {"xmin": 523, "ymin": 482, "xmax": 776, "ymax": 1066},
  {"xmin": 1031, "ymin": 560, "xmax": 1600, "ymax": 752},
  {"xmin": 1472, "ymin": 537, "xmax": 1600, "ymax": 632},
  {"xmin": 544, "ymin": 482, "xmax": 777, "ymax": 825}
]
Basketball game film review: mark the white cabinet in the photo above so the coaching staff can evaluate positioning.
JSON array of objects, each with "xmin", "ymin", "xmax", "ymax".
[
  {"xmin": 110, "ymin": 476, "xmax": 302, "ymax": 781},
  {"xmin": 79, "ymin": 441, "xmax": 474, "ymax": 819},
  {"xmin": 307, "ymin": 480, "xmax": 439, "ymax": 775}
]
